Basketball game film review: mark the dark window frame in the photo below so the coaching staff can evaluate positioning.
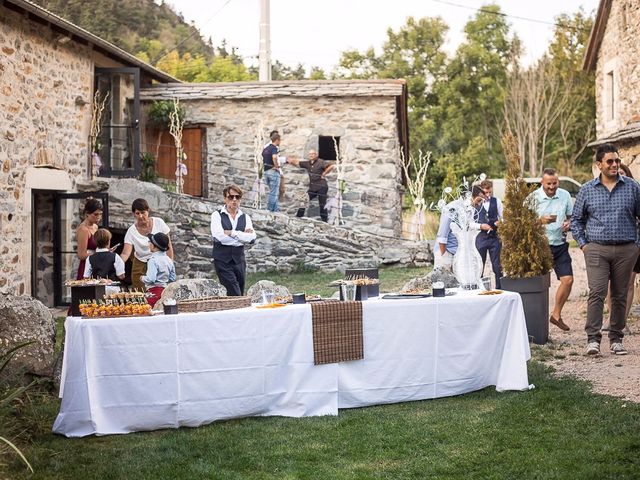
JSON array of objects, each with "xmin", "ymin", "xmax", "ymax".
[
  {"xmin": 95, "ymin": 67, "xmax": 141, "ymax": 177},
  {"xmin": 53, "ymin": 192, "xmax": 109, "ymax": 307}
]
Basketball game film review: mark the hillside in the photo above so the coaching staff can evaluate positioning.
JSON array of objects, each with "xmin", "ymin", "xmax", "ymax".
[{"xmin": 33, "ymin": 0, "xmax": 215, "ymax": 63}]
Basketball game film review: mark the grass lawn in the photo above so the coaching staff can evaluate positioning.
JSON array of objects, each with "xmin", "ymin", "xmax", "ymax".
[
  {"xmin": 3, "ymin": 363, "xmax": 640, "ymax": 479},
  {"xmin": 246, "ymin": 265, "xmax": 430, "ymax": 298},
  {"xmin": 3, "ymin": 267, "xmax": 640, "ymax": 478}
]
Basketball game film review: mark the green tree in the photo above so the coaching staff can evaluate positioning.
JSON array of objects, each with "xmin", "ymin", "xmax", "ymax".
[
  {"xmin": 195, "ymin": 56, "xmax": 253, "ymax": 83},
  {"xmin": 309, "ymin": 67, "xmax": 327, "ymax": 80},
  {"xmin": 433, "ymin": 4, "xmax": 516, "ymax": 184},
  {"xmin": 546, "ymin": 10, "xmax": 595, "ymax": 179},
  {"xmin": 503, "ymin": 9, "xmax": 595, "ymax": 179},
  {"xmin": 336, "ymin": 16, "xmax": 449, "ymax": 170}
]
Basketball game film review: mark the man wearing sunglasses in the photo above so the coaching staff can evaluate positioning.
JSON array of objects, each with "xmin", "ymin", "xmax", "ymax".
[
  {"xmin": 571, "ymin": 143, "xmax": 640, "ymax": 356},
  {"xmin": 211, "ymin": 185, "xmax": 257, "ymax": 296}
]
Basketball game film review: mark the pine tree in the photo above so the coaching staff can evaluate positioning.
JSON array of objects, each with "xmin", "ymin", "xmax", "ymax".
[{"xmin": 499, "ymin": 133, "xmax": 553, "ymax": 278}]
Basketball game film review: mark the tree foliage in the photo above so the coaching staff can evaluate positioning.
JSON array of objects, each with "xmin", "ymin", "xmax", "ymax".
[
  {"xmin": 336, "ymin": 16, "xmax": 449, "ymax": 177},
  {"xmin": 34, "ymin": 0, "xmax": 216, "ymax": 61},
  {"xmin": 336, "ymin": 7, "xmax": 516, "ymax": 196},
  {"xmin": 504, "ymin": 9, "xmax": 594, "ymax": 178},
  {"xmin": 499, "ymin": 134, "xmax": 553, "ymax": 278},
  {"xmin": 432, "ymin": 5, "xmax": 516, "ymax": 184}
]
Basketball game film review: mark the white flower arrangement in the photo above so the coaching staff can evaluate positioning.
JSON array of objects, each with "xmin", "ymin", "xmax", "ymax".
[{"xmin": 430, "ymin": 175, "xmax": 485, "ymax": 231}]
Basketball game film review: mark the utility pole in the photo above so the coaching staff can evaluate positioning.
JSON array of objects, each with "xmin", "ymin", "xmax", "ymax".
[{"xmin": 259, "ymin": 0, "xmax": 272, "ymax": 81}]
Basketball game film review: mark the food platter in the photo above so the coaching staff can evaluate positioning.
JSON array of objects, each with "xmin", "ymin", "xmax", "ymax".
[
  {"xmin": 65, "ymin": 278, "xmax": 119, "ymax": 287},
  {"xmin": 381, "ymin": 293, "xmax": 432, "ymax": 299}
]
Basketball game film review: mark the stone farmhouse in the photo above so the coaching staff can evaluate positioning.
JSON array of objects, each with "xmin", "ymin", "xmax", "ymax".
[
  {"xmin": 584, "ymin": 0, "xmax": 640, "ymax": 173},
  {"xmin": 0, "ymin": 0, "xmax": 176, "ymax": 306},
  {"xmin": 1, "ymin": 0, "xmax": 423, "ymax": 309},
  {"xmin": 140, "ymin": 80, "xmax": 410, "ymax": 238}
]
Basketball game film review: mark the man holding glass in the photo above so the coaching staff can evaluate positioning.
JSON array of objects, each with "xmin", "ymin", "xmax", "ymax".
[
  {"xmin": 533, "ymin": 168, "xmax": 574, "ymax": 332},
  {"xmin": 571, "ymin": 144, "xmax": 640, "ymax": 356},
  {"xmin": 211, "ymin": 185, "xmax": 257, "ymax": 296}
]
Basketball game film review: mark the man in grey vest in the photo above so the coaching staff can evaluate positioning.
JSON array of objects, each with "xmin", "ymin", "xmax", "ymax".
[{"xmin": 211, "ymin": 185, "xmax": 257, "ymax": 296}]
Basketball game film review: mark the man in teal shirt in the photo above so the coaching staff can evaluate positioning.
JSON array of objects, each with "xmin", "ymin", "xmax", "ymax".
[{"xmin": 533, "ymin": 168, "xmax": 574, "ymax": 332}]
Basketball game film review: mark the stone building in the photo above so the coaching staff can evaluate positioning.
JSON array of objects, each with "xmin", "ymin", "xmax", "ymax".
[
  {"xmin": 1, "ymin": 0, "xmax": 423, "ymax": 309},
  {"xmin": 584, "ymin": 0, "xmax": 640, "ymax": 173},
  {"xmin": 0, "ymin": 0, "xmax": 176, "ymax": 305},
  {"xmin": 139, "ymin": 80, "xmax": 410, "ymax": 238}
]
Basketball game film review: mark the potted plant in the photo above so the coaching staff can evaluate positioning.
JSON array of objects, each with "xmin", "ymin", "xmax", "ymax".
[{"xmin": 499, "ymin": 133, "xmax": 553, "ymax": 344}]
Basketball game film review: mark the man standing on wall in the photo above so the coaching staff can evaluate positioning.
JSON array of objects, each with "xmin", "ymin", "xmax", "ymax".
[
  {"xmin": 571, "ymin": 143, "xmax": 640, "ymax": 356},
  {"xmin": 476, "ymin": 179, "xmax": 503, "ymax": 288},
  {"xmin": 288, "ymin": 149, "xmax": 335, "ymax": 222},
  {"xmin": 211, "ymin": 185, "xmax": 256, "ymax": 296},
  {"xmin": 262, "ymin": 131, "xmax": 282, "ymax": 212},
  {"xmin": 533, "ymin": 168, "xmax": 573, "ymax": 332}
]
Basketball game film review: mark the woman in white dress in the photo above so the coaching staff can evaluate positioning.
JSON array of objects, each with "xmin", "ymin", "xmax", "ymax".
[{"xmin": 120, "ymin": 198, "xmax": 173, "ymax": 290}]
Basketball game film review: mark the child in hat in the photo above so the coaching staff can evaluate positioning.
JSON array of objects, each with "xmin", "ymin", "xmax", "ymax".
[{"xmin": 140, "ymin": 232, "xmax": 176, "ymax": 307}]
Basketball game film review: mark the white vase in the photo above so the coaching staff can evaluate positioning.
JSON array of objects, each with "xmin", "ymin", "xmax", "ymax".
[{"xmin": 451, "ymin": 226, "xmax": 483, "ymax": 289}]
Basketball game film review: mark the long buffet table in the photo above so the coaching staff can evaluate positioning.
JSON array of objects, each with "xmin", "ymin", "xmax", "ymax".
[{"xmin": 53, "ymin": 290, "xmax": 531, "ymax": 437}]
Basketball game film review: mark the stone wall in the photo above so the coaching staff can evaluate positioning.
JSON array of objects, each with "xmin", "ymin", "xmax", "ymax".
[
  {"xmin": 595, "ymin": 1, "xmax": 640, "ymax": 139},
  {"xmin": 88, "ymin": 178, "xmax": 431, "ymax": 276},
  {"xmin": 0, "ymin": 8, "xmax": 95, "ymax": 296},
  {"xmin": 140, "ymin": 82, "xmax": 406, "ymax": 238}
]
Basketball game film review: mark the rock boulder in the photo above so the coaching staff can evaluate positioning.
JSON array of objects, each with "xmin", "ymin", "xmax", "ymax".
[
  {"xmin": 401, "ymin": 268, "xmax": 459, "ymax": 292},
  {"xmin": 154, "ymin": 279, "xmax": 227, "ymax": 311},
  {"xmin": 0, "ymin": 295, "xmax": 55, "ymax": 377},
  {"xmin": 246, "ymin": 280, "xmax": 291, "ymax": 303}
]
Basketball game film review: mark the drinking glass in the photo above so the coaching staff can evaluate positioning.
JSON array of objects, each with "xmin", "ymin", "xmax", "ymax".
[
  {"xmin": 341, "ymin": 283, "xmax": 357, "ymax": 301},
  {"xmin": 261, "ymin": 290, "xmax": 275, "ymax": 305}
]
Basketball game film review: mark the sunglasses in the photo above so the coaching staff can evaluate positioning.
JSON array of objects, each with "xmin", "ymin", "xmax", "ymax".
[
  {"xmin": 600, "ymin": 158, "xmax": 621, "ymax": 165},
  {"xmin": 227, "ymin": 194, "xmax": 242, "ymax": 200}
]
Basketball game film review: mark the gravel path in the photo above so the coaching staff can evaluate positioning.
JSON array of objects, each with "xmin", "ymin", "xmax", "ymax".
[{"xmin": 537, "ymin": 248, "xmax": 640, "ymax": 403}]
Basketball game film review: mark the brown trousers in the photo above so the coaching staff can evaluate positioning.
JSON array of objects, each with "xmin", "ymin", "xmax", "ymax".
[
  {"xmin": 131, "ymin": 255, "xmax": 148, "ymax": 291},
  {"xmin": 584, "ymin": 242, "xmax": 638, "ymax": 344}
]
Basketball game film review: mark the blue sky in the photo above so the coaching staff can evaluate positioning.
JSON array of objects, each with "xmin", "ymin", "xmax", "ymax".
[{"xmin": 167, "ymin": 0, "xmax": 600, "ymax": 72}]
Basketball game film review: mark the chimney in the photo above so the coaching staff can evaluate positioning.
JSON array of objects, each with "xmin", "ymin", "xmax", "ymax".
[{"xmin": 259, "ymin": 0, "xmax": 271, "ymax": 82}]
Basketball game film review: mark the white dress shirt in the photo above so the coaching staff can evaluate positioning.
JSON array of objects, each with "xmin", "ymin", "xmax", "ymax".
[
  {"xmin": 210, "ymin": 206, "xmax": 257, "ymax": 247},
  {"xmin": 83, "ymin": 248, "xmax": 126, "ymax": 278}
]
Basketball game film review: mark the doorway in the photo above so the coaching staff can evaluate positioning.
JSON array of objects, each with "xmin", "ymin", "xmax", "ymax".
[
  {"xmin": 31, "ymin": 192, "xmax": 110, "ymax": 307},
  {"xmin": 31, "ymin": 190, "xmax": 56, "ymax": 307}
]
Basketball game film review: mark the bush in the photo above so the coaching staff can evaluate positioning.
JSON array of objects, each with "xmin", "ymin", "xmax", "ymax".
[{"xmin": 499, "ymin": 134, "xmax": 552, "ymax": 278}]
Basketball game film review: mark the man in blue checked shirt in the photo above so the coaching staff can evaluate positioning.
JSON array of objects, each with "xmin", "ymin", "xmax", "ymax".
[{"xmin": 571, "ymin": 143, "xmax": 640, "ymax": 356}]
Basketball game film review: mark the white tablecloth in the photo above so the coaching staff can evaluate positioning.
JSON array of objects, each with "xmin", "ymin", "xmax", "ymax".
[
  {"xmin": 339, "ymin": 290, "xmax": 531, "ymax": 408},
  {"xmin": 53, "ymin": 290, "xmax": 530, "ymax": 437}
]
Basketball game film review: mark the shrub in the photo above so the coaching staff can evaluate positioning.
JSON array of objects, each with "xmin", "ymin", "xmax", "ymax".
[{"xmin": 499, "ymin": 133, "xmax": 553, "ymax": 278}]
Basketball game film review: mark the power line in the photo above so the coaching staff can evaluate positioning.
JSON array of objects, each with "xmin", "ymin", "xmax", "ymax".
[
  {"xmin": 429, "ymin": 0, "xmax": 591, "ymax": 33},
  {"xmin": 152, "ymin": 0, "xmax": 235, "ymax": 65}
]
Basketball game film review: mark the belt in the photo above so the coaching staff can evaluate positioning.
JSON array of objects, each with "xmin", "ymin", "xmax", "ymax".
[{"xmin": 596, "ymin": 241, "xmax": 634, "ymax": 246}]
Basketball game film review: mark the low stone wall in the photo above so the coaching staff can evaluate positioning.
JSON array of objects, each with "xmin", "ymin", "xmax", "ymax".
[{"xmin": 81, "ymin": 178, "xmax": 432, "ymax": 276}]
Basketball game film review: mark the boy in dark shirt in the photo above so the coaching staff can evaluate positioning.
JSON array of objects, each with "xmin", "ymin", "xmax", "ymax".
[{"xmin": 83, "ymin": 228, "xmax": 125, "ymax": 281}]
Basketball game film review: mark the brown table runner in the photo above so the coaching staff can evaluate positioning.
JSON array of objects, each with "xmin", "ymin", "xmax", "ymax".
[{"xmin": 310, "ymin": 300, "xmax": 364, "ymax": 365}]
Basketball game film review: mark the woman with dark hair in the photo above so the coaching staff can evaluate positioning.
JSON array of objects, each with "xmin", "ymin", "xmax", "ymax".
[
  {"xmin": 120, "ymin": 198, "xmax": 173, "ymax": 290},
  {"xmin": 75, "ymin": 198, "xmax": 103, "ymax": 279}
]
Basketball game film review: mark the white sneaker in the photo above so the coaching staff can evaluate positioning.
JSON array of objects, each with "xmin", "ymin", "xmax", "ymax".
[
  {"xmin": 610, "ymin": 342, "xmax": 628, "ymax": 355},
  {"xmin": 586, "ymin": 342, "xmax": 600, "ymax": 355}
]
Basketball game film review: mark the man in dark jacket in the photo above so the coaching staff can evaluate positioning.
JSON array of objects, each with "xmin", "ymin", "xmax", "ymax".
[
  {"xmin": 288, "ymin": 149, "xmax": 335, "ymax": 222},
  {"xmin": 210, "ymin": 185, "xmax": 257, "ymax": 296}
]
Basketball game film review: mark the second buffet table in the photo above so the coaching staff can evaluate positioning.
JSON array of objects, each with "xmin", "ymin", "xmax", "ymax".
[{"xmin": 53, "ymin": 290, "xmax": 531, "ymax": 437}]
